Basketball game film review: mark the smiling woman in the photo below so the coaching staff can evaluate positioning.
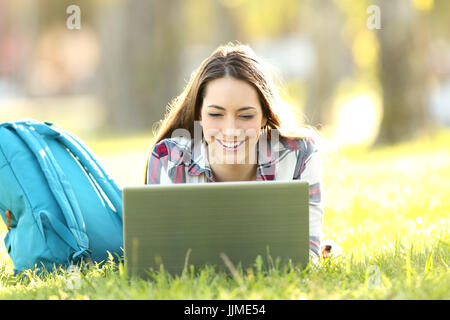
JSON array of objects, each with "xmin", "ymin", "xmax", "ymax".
[
  {"xmin": 144, "ymin": 42, "xmax": 325, "ymax": 259},
  {"xmin": 199, "ymin": 77, "xmax": 267, "ymax": 182}
]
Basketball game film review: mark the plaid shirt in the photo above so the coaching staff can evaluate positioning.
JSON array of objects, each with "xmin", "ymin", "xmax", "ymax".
[{"xmin": 146, "ymin": 134, "xmax": 324, "ymax": 257}]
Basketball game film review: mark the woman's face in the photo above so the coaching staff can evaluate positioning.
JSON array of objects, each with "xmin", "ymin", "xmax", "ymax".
[{"xmin": 199, "ymin": 76, "xmax": 267, "ymax": 165}]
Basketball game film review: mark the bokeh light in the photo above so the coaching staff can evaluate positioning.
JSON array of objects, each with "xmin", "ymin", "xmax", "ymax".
[{"xmin": 331, "ymin": 94, "xmax": 382, "ymax": 147}]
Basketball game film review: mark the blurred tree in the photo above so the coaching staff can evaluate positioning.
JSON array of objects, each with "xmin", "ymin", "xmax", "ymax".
[
  {"xmin": 4, "ymin": 0, "xmax": 98, "ymax": 96},
  {"xmin": 428, "ymin": 0, "xmax": 450, "ymax": 39},
  {"xmin": 222, "ymin": 0, "xmax": 339, "ymax": 128},
  {"xmin": 212, "ymin": 0, "xmax": 240, "ymax": 43},
  {"xmin": 96, "ymin": 0, "xmax": 245, "ymax": 131},
  {"xmin": 375, "ymin": 0, "xmax": 431, "ymax": 144},
  {"xmin": 2, "ymin": 0, "xmax": 40, "ymax": 95},
  {"xmin": 226, "ymin": 0, "xmax": 300, "ymax": 40},
  {"xmin": 96, "ymin": 0, "xmax": 185, "ymax": 131},
  {"xmin": 302, "ymin": 0, "xmax": 348, "ymax": 129}
]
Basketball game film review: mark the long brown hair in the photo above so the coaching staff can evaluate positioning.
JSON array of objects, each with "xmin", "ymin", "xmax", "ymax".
[{"xmin": 144, "ymin": 41, "xmax": 312, "ymax": 182}]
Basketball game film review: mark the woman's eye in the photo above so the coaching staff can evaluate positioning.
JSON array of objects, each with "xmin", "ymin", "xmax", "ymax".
[{"xmin": 208, "ymin": 113, "xmax": 254, "ymax": 119}]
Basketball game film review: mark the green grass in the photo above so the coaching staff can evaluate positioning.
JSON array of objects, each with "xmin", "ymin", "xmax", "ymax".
[{"xmin": 0, "ymin": 130, "xmax": 449, "ymax": 300}]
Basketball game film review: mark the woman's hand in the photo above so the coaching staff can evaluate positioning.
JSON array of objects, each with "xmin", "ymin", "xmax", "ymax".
[{"xmin": 321, "ymin": 239, "xmax": 343, "ymax": 259}]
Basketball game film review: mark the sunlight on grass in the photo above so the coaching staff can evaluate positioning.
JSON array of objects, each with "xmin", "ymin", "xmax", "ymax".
[
  {"xmin": 331, "ymin": 94, "xmax": 382, "ymax": 146},
  {"xmin": 0, "ymin": 129, "xmax": 449, "ymax": 299},
  {"xmin": 321, "ymin": 130, "xmax": 449, "ymax": 269}
]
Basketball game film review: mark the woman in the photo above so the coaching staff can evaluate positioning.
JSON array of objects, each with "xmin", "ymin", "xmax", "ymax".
[{"xmin": 144, "ymin": 42, "xmax": 327, "ymax": 260}]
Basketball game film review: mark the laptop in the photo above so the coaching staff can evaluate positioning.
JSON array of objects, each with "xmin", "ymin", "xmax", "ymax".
[{"xmin": 123, "ymin": 180, "xmax": 309, "ymax": 277}]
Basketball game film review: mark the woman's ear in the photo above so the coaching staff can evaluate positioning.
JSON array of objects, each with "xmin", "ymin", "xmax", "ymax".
[{"xmin": 261, "ymin": 116, "xmax": 268, "ymax": 129}]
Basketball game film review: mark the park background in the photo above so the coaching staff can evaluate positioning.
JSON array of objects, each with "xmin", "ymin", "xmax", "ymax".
[
  {"xmin": 1, "ymin": 0, "xmax": 449, "ymax": 184},
  {"xmin": 0, "ymin": 0, "xmax": 448, "ymax": 299}
]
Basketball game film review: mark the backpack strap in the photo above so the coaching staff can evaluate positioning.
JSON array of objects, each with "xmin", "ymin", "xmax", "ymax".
[
  {"xmin": 22, "ymin": 120, "xmax": 123, "ymax": 219},
  {"xmin": 9, "ymin": 121, "xmax": 91, "ymax": 261},
  {"xmin": 29, "ymin": 121, "xmax": 123, "ymax": 219},
  {"xmin": 56, "ymin": 129, "xmax": 123, "ymax": 220}
]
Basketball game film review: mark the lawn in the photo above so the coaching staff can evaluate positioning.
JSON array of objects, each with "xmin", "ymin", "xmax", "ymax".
[{"xmin": 0, "ymin": 129, "xmax": 449, "ymax": 300}]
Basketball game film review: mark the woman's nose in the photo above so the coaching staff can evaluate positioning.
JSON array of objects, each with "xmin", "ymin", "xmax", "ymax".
[{"xmin": 223, "ymin": 118, "xmax": 242, "ymax": 138}]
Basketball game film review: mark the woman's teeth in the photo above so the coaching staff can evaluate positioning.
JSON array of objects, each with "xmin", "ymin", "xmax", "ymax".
[{"xmin": 218, "ymin": 140, "xmax": 244, "ymax": 149}]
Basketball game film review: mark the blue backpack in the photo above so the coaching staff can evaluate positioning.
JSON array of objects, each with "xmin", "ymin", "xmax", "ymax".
[{"xmin": 0, "ymin": 119, "xmax": 123, "ymax": 272}]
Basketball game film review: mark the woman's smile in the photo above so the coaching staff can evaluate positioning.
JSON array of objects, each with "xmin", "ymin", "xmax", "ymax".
[{"xmin": 216, "ymin": 139, "xmax": 245, "ymax": 151}]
